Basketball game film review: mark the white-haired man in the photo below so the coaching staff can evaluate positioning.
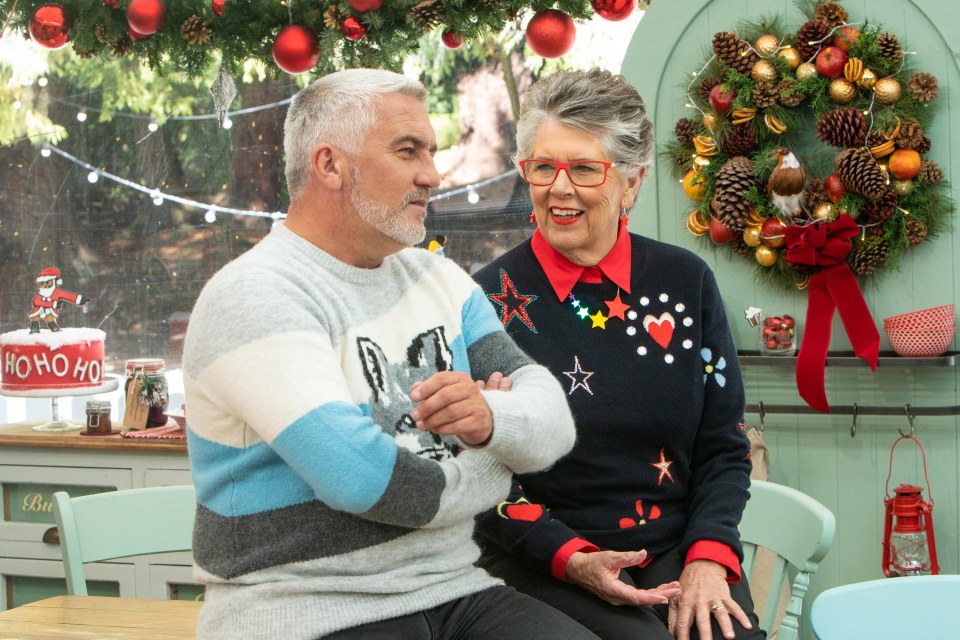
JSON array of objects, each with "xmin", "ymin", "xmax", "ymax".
[{"xmin": 184, "ymin": 69, "xmax": 598, "ymax": 640}]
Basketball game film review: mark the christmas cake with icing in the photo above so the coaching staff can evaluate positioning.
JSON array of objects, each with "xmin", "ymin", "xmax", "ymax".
[{"xmin": 1, "ymin": 328, "xmax": 106, "ymax": 392}]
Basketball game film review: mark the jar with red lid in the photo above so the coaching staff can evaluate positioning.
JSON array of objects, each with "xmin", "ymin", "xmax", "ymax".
[{"xmin": 124, "ymin": 358, "xmax": 169, "ymax": 428}]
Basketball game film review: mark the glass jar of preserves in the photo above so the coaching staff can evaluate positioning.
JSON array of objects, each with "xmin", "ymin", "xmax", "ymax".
[
  {"xmin": 124, "ymin": 358, "xmax": 168, "ymax": 428},
  {"xmin": 85, "ymin": 400, "xmax": 113, "ymax": 434}
]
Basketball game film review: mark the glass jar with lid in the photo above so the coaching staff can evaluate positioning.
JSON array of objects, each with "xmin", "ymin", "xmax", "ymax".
[{"xmin": 124, "ymin": 358, "xmax": 169, "ymax": 428}]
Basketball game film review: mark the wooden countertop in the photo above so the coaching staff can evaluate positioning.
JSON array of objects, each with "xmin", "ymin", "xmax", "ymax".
[
  {"xmin": 0, "ymin": 422, "xmax": 187, "ymax": 452},
  {"xmin": 0, "ymin": 595, "xmax": 201, "ymax": 639}
]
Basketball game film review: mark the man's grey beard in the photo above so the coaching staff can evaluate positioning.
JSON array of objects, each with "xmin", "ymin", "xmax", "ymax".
[{"xmin": 350, "ymin": 167, "xmax": 429, "ymax": 246}]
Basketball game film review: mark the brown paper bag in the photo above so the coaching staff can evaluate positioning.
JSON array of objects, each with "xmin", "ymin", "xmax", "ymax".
[{"xmin": 123, "ymin": 376, "xmax": 149, "ymax": 429}]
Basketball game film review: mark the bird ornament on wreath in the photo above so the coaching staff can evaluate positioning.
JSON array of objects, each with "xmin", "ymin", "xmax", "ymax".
[{"xmin": 666, "ymin": 0, "xmax": 952, "ymax": 293}]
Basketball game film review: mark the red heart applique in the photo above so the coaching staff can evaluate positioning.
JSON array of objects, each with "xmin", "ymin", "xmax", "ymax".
[
  {"xmin": 504, "ymin": 503, "xmax": 543, "ymax": 522},
  {"xmin": 643, "ymin": 312, "xmax": 675, "ymax": 349}
]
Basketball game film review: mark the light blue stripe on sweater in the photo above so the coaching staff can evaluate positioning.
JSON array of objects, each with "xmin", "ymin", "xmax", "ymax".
[
  {"xmin": 460, "ymin": 286, "xmax": 504, "ymax": 348},
  {"xmin": 190, "ymin": 401, "xmax": 398, "ymax": 516}
]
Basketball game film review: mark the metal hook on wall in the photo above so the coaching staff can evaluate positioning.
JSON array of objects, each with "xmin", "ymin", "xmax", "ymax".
[
  {"xmin": 898, "ymin": 404, "xmax": 916, "ymax": 438},
  {"xmin": 850, "ymin": 403, "xmax": 858, "ymax": 438},
  {"xmin": 757, "ymin": 400, "xmax": 765, "ymax": 433}
]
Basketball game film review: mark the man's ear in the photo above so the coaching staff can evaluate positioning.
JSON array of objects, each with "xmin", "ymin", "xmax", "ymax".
[{"xmin": 312, "ymin": 144, "xmax": 345, "ymax": 190}]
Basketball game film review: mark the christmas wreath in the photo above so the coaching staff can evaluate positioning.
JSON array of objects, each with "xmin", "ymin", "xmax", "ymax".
[{"xmin": 666, "ymin": 0, "xmax": 952, "ymax": 291}]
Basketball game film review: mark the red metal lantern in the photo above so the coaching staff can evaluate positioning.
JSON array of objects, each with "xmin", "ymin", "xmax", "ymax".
[{"xmin": 882, "ymin": 433, "xmax": 939, "ymax": 577}]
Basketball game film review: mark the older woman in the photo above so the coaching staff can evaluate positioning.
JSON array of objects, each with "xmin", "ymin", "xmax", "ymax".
[{"xmin": 473, "ymin": 69, "xmax": 764, "ymax": 640}]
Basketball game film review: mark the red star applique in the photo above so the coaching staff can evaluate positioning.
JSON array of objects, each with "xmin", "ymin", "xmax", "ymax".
[
  {"xmin": 488, "ymin": 269, "xmax": 538, "ymax": 333},
  {"xmin": 604, "ymin": 293, "xmax": 631, "ymax": 320},
  {"xmin": 649, "ymin": 448, "xmax": 675, "ymax": 486}
]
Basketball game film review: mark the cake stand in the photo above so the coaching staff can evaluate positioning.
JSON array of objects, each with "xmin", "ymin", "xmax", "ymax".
[{"xmin": 0, "ymin": 374, "xmax": 121, "ymax": 432}]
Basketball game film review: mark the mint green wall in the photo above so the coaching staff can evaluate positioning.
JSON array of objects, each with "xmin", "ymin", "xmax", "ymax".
[{"xmin": 621, "ymin": 1, "xmax": 959, "ymax": 638}]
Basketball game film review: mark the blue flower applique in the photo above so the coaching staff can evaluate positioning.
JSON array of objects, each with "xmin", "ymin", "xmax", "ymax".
[{"xmin": 701, "ymin": 348, "xmax": 726, "ymax": 387}]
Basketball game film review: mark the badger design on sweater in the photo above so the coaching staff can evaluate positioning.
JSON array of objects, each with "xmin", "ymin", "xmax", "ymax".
[{"xmin": 358, "ymin": 326, "xmax": 458, "ymax": 461}]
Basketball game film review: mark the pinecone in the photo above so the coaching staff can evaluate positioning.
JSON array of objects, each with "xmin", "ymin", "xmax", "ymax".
[
  {"xmin": 731, "ymin": 237, "xmax": 750, "ymax": 258},
  {"xmin": 915, "ymin": 136, "xmax": 931, "ymax": 155},
  {"xmin": 73, "ymin": 45, "xmax": 98, "ymax": 59},
  {"xmin": 850, "ymin": 241, "xmax": 889, "ymax": 277},
  {"xmin": 796, "ymin": 20, "xmax": 830, "ymax": 62},
  {"xmin": 877, "ymin": 32, "xmax": 903, "ymax": 63},
  {"xmin": 95, "ymin": 23, "xmax": 112, "ymax": 44},
  {"xmin": 412, "ymin": 0, "xmax": 443, "ymax": 29},
  {"xmin": 896, "ymin": 120, "xmax": 925, "ymax": 150},
  {"xmin": 816, "ymin": 107, "xmax": 868, "ymax": 147},
  {"xmin": 905, "ymin": 219, "xmax": 928, "ymax": 246},
  {"xmin": 804, "ymin": 177, "xmax": 831, "ymax": 210},
  {"xmin": 861, "ymin": 188, "xmax": 898, "ymax": 224},
  {"xmin": 698, "ymin": 76, "xmax": 722, "ymax": 100},
  {"xmin": 712, "ymin": 31, "xmax": 756, "ymax": 75},
  {"xmin": 722, "ymin": 125, "xmax": 758, "ymax": 156},
  {"xmin": 180, "ymin": 15, "xmax": 212, "ymax": 45},
  {"xmin": 674, "ymin": 118, "xmax": 698, "ymax": 146},
  {"xmin": 712, "ymin": 156, "xmax": 760, "ymax": 229},
  {"xmin": 835, "ymin": 148, "xmax": 887, "ymax": 201},
  {"xmin": 777, "ymin": 79, "xmax": 804, "ymax": 107},
  {"xmin": 109, "ymin": 35, "xmax": 132, "ymax": 57},
  {"xmin": 918, "ymin": 159, "xmax": 944, "ymax": 185},
  {"xmin": 752, "ymin": 82, "xmax": 778, "ymax": 108},
  {"xmin": 815, "ymin": 1, "xmax": 848, "ymax": 28},
  {"xmin": 907, "ymin": 72, "xmax": 939, "ymax": 103},
  {"xmin": 323, "ymin": 5, "xmax": 341, "ymax": 29},
  {"xmin": 865, "ymin": 130, "xmax": 886, "ymax": 148}
]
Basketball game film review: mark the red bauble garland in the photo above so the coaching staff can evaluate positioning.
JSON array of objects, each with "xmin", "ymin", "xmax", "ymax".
[
  {"xmin": 29, "ymin": 4, "xmax": 73, "ymax": 50},
  {"xmin": 342, "ymin": 17, "xmax": 365, "ymax": 41},
  {"xmin": 272, "ymin": 25, "xmax": 320, "ymax": 75},
  {"xmin": 128, "ymin": 26, "xmax": 150, "ymax": 42},
  {"xmin": 441, "ymin": 30, "xmax": 464, "ymax": 49},
  {"xmin": 104, "ymin": 0, "xmax": 118, "ymax": 8},
  {"xmin": 348, "ymin": 0, "xmax": 383, "ymax": 12},
  {"xmin": 126, "ymin": 0, "xmax": 166, "ymax": 36},
  {"xmin": 525, "ymin": 10, "xmax": 576, "ymax": 58},
  {"xmin": 212, "ymin": 0, "xmax": 226, "ymax": 17},
  {"xmin": 590, "ymin": 0, "xmax": 637, "ymax": 21}
]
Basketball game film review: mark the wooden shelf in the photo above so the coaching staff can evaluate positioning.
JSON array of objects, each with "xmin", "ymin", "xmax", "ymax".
[{"xmin": 738, "ymin": 350, "xmax": 957, "ymax": 367}]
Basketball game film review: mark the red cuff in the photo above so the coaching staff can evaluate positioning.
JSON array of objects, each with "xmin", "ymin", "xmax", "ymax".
[
  {"xmin": 685, "ymin": 540, "xmax": 742, "ymax": 583},
  {"xmin": 551, "ymin": 538, "xmax": 600, "ymax": 581}
]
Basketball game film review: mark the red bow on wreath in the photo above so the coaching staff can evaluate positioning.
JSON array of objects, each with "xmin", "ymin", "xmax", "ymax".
[{"xmin": 785, "ymin": 214, "xmax": 880, "ymax": 412}]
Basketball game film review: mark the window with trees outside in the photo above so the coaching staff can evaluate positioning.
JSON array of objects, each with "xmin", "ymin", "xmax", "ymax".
[{"xmin": 0, "ymin": 8, "xmax": 641, "ymax": 423}]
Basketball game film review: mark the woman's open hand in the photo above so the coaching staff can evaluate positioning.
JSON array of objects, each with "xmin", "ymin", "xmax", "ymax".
[{"xmin": 566, "ymin": 550, "xmax": 681, "ymax": 607}]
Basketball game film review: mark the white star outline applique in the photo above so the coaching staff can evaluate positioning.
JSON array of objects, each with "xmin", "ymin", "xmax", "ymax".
[
  {"xmin": 563, "ymin": 355, "xmax": 594, "ymax": 395},
  {"xmin": 624, "ymin": 292, "xmax": 695, "ymax": 363},
  {"xmin": 701, "ymin": 347, "xmax": 727, "ymax": 387}
]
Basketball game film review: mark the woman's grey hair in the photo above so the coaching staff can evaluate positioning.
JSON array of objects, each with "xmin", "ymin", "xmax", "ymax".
[
  {"xmin": 283, "ymin": 69, "xmax": 428, "ymax": 200},
  {"xmin": 515, "ymin": 68, "xmax": 654, "ymax": 179}
]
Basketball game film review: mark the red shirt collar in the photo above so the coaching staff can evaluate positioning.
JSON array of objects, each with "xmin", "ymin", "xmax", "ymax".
[{"xmin": 531, "ymin": 221, "xmax": 632, "ymax": 301}]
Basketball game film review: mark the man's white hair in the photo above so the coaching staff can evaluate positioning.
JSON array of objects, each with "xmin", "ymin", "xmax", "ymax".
[{"xmin": 283, "ymin": 69, "xmax": 428, "ymax": 200}]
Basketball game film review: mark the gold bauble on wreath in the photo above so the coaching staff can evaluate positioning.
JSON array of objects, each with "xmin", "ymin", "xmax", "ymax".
[
  {"xmin": 755, "ymin": 34, "xmax": 779, "ymax": 56},
  {"xmin": 829, "ymin": 78, "xmax": 856, "ymax": 103},
  {"xmin": 778, "ymin": 46, "xmax": 800, "ymax": 69},
  {"xmin": 796, "ymin": 62, "xmax": 818, "ymax": 80},
  {"xmin": 751, "ymin": 59, "xmax": 777, "ymax": 83},
  {"xmin": 755, "ymin": 245, "xmax": 779, "ymax": 267},
  {"xmin": 743, "ymin": 225, "xmax": 763, "ymax": 247},
  {"xmin": 858, "ymin": 68, "xmax": 877, "ymax": 89},
  {"xmin": 874, "ymin": 77, "xmax": 902, "ymax": 104}
]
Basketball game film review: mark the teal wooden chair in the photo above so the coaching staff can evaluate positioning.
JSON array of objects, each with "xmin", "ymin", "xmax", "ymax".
[
  {"xmin": 52, "ymin": 485, "xmax": 196, "ymax": 596},
  {"xmin": 740, "ymin": 480, "xmax": 836, "ymax": 640},
  {"xmin": 811, "ymin": 575, "xmax": 960, "ymax": 639}
]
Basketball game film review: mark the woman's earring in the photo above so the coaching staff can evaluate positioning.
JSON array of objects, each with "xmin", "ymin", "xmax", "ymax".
[
  {"xmin": 619, "ymin": 208, "xmax": 629, "ymax": 225},
  {"xmin": 530, "ymin": 211, "xmax": 537, "ymax": 224}
]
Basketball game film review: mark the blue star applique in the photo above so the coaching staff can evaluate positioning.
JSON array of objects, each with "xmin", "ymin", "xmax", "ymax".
[{"xmin": 488, "ymin": 269, "xmax": 538, "ymax": 332}]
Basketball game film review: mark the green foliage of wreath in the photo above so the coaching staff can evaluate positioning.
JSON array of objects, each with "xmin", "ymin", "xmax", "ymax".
[{"xmin": 663, "ymin": 0, "xmax": 953, "ymax": 291}]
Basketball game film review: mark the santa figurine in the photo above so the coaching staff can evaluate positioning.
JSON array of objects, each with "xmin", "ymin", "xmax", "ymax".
[{"xmin": 28, "ymin": 266, "xmax": 90, "ymax": 333}]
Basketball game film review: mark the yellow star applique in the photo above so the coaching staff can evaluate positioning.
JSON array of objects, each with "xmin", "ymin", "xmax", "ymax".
[{"xmin": 589, "ymin": 310, "xmax": 609, "ymax": 329}]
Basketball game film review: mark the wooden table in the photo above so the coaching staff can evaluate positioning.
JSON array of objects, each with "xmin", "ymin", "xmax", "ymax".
[{"xmin": 0, "ymin": 595, "xmax": 201, "ymax": 639}]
